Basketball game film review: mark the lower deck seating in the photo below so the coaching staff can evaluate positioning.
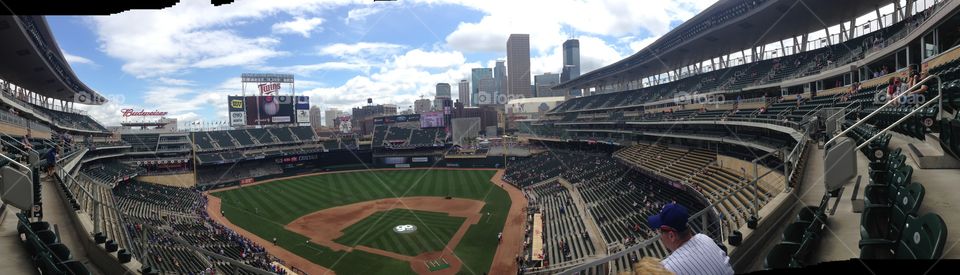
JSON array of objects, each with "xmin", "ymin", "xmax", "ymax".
[
  {"xmin": 112, "ymin": 181, "xmax": 279, "ymax": 274},
  {"xmin": 527, "ymin": 181, "xmax": 596, "ymax": 265},
  {"xmin": 505, "ymin": 149, "xmax": 706, "ymax": 258}
]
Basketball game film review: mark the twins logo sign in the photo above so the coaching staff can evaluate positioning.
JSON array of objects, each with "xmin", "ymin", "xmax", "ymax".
[
  {"xmin": 258, "ymin": 83, "xmax": 281, "ymax": 95},
  {"xmin": 393, "ymin": 224, "xmax": 417, "ymax": 234}
]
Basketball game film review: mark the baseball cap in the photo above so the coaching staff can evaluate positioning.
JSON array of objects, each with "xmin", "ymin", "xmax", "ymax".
[{"xmin": 648, "ymin": 203, "xmax": 689, "ymax": 232}]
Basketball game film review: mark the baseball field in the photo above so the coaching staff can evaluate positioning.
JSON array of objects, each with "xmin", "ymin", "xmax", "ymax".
[{"xmin": 207, "ymin": 169, "xmax": 521, "ymax": 275}]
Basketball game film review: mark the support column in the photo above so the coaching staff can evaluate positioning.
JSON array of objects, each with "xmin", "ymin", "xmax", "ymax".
[
  {"xmin": 893, "ymin": 1, "xmax": 903, "ymax": 24},
  {"xmin": 875, "ymin": 8, "xmax": 884, "ymax": 28},
  {"xmin": 825, "ymin": 27, "xmax": 832, "ymax": 46},
  {"xmin": 800, "ymin": 34, "xmax": 808, "ymax": 52},
  {"xmin": 848, "ymin": 20, "xmax": 856, "ymax": 41}
]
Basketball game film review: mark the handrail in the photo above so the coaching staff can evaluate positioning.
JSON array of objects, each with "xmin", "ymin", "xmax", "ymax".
[
  {"xmin": 0, "ymin": 149, "xmax": 30, "ymax": 171},
  {"xmin": 825, "ymin": 74, "xmax": 941, "ymax": 147},
  {"xmin": 825, "ymin": 101, "xmax": 858, "ymax": 123},
  {"xmin": 857, "ymin": 94, "xmax": 942, "ymax": 150}
]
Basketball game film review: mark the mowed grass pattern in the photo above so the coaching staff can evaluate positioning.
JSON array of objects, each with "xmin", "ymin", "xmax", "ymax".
[
  {"xmin": 335, "ymin": 209, "xmax": 465, "ymax": 256},
  {"xmin": 212, "ymin": 169, "xmax": 509, "ymax": 274}
]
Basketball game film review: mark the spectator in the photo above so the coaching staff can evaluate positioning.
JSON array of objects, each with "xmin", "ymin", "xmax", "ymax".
[
  {"xmin": 21, "ymin": 129, "xmax": 32, "ymax": 150},
  {"xmin": 648, "ymin": 203, "xmax": 734, "ymax": 275},
  {"xmin": 45, "ymin": 147, "xmax": 58, "ymax": 177},
  {"xmin": 887, "ymin": 77, "xmax": 898, "ymax": 102}
]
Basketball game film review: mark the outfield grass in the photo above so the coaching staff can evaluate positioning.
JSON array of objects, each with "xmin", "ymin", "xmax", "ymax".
[
  {"xmin": 335, "ymin": 209, "xmax": 465, "ymax": 256},
  {"xmin": 212, "ymin": 169, "xmax": 509, "ymax": 274}
]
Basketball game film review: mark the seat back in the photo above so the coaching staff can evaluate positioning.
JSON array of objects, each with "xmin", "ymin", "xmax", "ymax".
[
  {"xmin": 889, "ymin": 183, "xmax": 925, "ymax": 239},
  {"xmin": 891, "ymin": 165, "xmax": 913, "ymax": 187},
  {"xmin": 896, "ymin": 213, "xmax": 948, "ymax": 260}
]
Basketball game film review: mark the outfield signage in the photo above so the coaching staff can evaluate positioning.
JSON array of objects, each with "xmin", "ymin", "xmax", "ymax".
[
  {"xmin": 259, "ymin": 83, "xmax": 281, "ymax": 95},
  {"xmin": 121, "ymin": 109, "xmax": 168, "ymax": 117},
  {"xmin": 241, "ymin": 73, "xmax": 295, "ymax": 83}
]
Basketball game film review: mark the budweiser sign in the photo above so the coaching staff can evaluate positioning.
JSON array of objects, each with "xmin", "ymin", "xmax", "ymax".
[
  {"xmin": 121, "ymin": 109, "xmax": 168, "ymax": 117},
  {"xmin": 259, "ymin": 83, "xmax": 281, "ymax": 95}
]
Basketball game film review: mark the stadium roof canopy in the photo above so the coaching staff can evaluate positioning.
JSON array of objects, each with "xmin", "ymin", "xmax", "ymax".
[
  {"xmin": 0, "ymin": 16, "xmax": 106, "ymax": 104},
  {"xmin": 556, "ymin": 0, "xmax": 895, "ymax": 90}
]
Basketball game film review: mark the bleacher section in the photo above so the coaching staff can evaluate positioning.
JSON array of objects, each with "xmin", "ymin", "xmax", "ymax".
[
  {"xmin": 121, "ymin": 134, "xmax": 159, "ymax": 152},
  {"xmin": 30, "ymin": 106, "xmax": 108, "ymax": 132},
  {"xmin": 81, "ymin": 161, "xmax": 144, "ymax": 187},
  {"xmin": 113, "ymin": 181, "xmax": 278, "ymax": 274},
  {"xmin": 528, "ymin": 181, "xmax": 597, "ymax": 266},
  {"xmin": 506, "ymin": 149, "xmax": 707, "ymax": 273},
  {"xmin": 372, "ymin": 125, "xmax": 447, "ymax": 148},
  {"xmin": 616, "ymin": 143, "xmax": 779, "ymax": 241}
]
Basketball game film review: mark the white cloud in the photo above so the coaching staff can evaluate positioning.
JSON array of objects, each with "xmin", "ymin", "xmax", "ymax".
[
  {"xmin": 443, "ymin": 0, "xmax": 715, "ymax": 54},
  {"xmin": 88, "ymin": 0, "xmax": 366, "ymax": 78},
  {"xmin": 262, "ymin": 62, "xmax": 373, "ymax": 76},
  {"xmin": 626, "ymin": 35, "xmax": 661, "ymax": 53},
  {"xmin": 155, "ymin": 77, "xmax": 195, "ymax": 86},
  {"xmin": 62, "ymin": 51, "xmax": 95, "ymax": 66},
  {"xmin": 272, "ymin": 17, "xmax": 325, "ymax": 37},
  {"xmin": 317, "ymin": 42, "xmax": 406, "ymax": 57},
  {"xmin": 345, "ymin": 6, "xmax": 383, "ymax": 24},
  {"xmin": 302, "ymin": 47, "xmax": 481, "ymax": 112},
  {"xmin": 392, "ymin": 49, "xmax": 466, "ymax": 69}
]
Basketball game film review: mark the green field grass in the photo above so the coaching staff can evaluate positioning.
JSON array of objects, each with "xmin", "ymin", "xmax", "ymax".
[
  {"xmin": 212, "ymin": 169, "xmax": 509, "ymax": 275},
  {"xmin": 335, "ymin": 209, "xmax": 465, "ymax": 256}
]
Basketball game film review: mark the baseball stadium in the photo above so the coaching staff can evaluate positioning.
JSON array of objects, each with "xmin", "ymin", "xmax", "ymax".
[{"xmin": 4, "ymin": 0, "xmax": 960, "ymax": 274}]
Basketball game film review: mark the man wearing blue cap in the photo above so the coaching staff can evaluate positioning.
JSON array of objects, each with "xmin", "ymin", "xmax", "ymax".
[{"xmin": 648, "ymin": 203, "xmax": 734, "ymax": 275}]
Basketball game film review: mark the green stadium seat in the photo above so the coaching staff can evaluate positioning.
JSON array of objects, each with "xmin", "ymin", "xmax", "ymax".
[
  {"xmin": 860, "ymin": 183, "xmax": 925, "ymax": 242},
  {"xmin": 782, "ymin": 222, "xmax": 811, "ymax": 244},
  {"xmin": 797, "ymin": 205, "xmax": 826, "ymax": 224},
  {"xmin": 58, "ymin": 260, "xmax": 91, "ymax": 275},
  {"xmin": 34, "ymin": 229, "xmax": 59, "ymax": 246},
  {"xmin": 860, "ymin": 213, "xmax": 948, "ymax": 259},
  {"xmin": 765, "ymin": 243, "xmax": 799, "ymax": 269},
  {"xmin": 865, "ymin": 165, "xmax": 912, "ymax": 206}
]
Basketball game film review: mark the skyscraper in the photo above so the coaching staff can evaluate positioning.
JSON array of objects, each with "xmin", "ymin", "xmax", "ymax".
[
  {"xmin": 458, "ymin": 79, "xmax": 469, "ymax": 106},
  {"xmin": 309, "ymin": 105, "xmax": 322, "ymax": 129},
  {"xmin": 471, "ymin": 68, "xmax": 493, "ymax": 107},
  {"xmin": 507, "ymin": 34, "xmax": 532, "ymax": 99},
  {"xmin": 494, "ymin": 60, "xmax": 506, "ymax": 98},
  {"xmin": 324, "ymin": 107, "xmax": 340, "ymax": 128},
  {"xmin": 561, "ymin": 39, "xmax": 580, "ymax": 83},
  {"xmin": 534, "ymin": 72, "xmax": 561, "ymax": 97},
  {"xmin": 477, "ymin": 77, "xmax": 496, "ymax": 105},
  {"xmin": 435, "ymin": 83, "xmax": 451, "ymax": 110},
  {"xmin": 415, "ymin": 98, "xmax": 432, "ymax": 114}
]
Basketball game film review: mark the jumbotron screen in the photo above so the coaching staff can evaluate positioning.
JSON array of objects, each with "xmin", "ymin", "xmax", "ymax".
[
  {"xmin": 420, "ymin": 111, "xmax": 444, "ymax": 128},
  {"xmin": 228, "ymin": 95, "xmax": 309, "ymax": 126}
]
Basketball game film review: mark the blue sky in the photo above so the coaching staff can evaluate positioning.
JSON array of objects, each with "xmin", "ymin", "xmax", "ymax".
[{"xmin": 47, "ymin": 0, "xmax": 716, "ymax": 126}]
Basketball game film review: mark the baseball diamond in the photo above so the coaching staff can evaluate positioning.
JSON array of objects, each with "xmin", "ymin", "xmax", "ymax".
[{"xmin": 208, "ymin": 169, "xmax": 518, "ymax": 274}]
